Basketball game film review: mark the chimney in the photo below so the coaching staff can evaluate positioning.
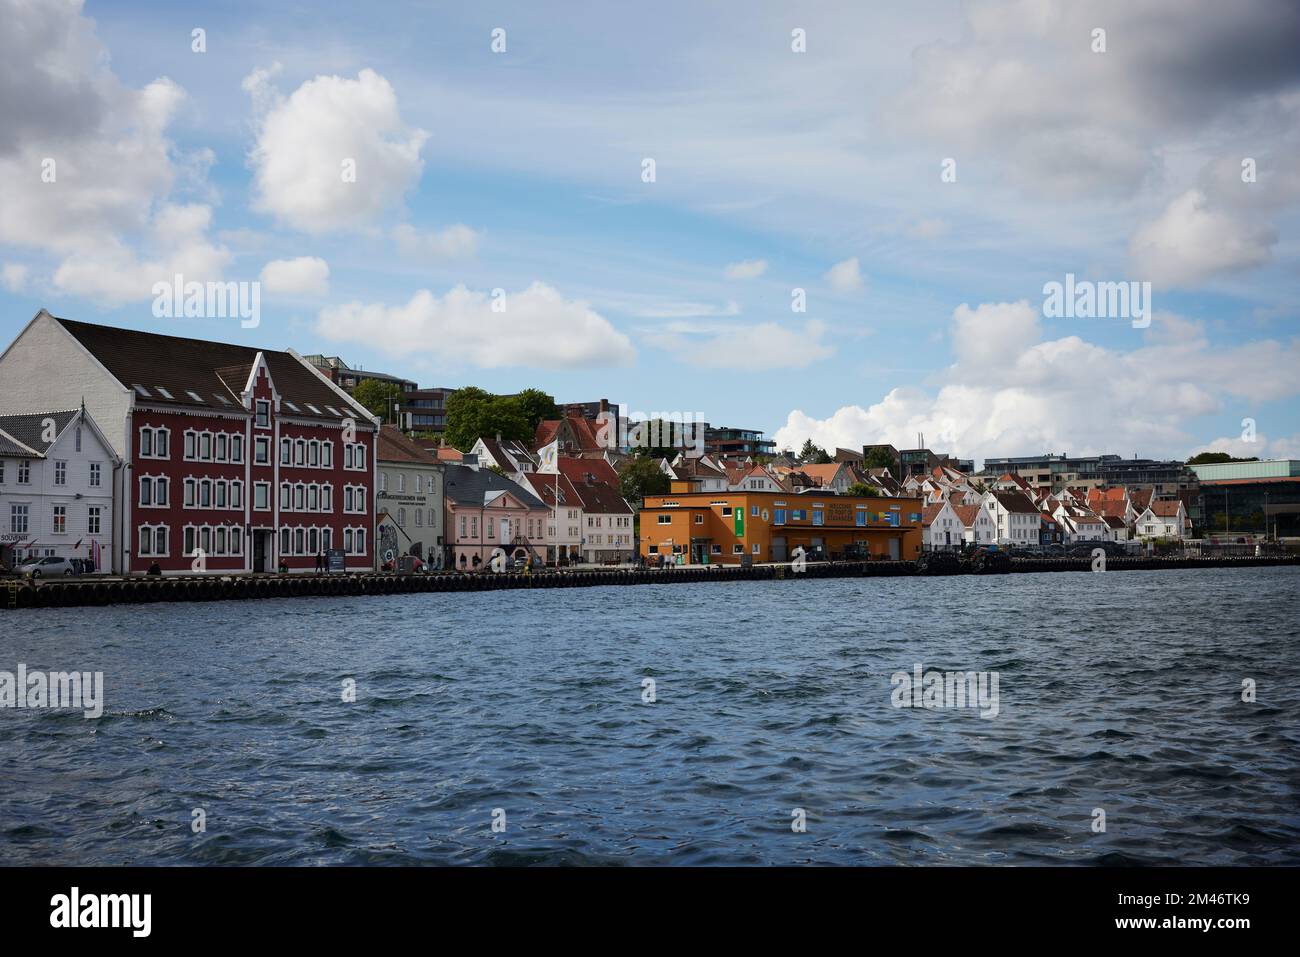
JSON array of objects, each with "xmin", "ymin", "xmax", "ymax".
[{"xmin": 599, "ymin": 398, "xmax": 609, "ymax": 414}]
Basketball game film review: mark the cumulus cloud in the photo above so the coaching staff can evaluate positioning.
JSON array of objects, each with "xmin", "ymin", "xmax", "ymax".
[
  {"xmin": 772, "ymin": 300, "xmax": 1300, "ymax": 461},
  {"xmin": 260, "ymin": 256, "xmax": 330, "ymax": 296},
  {"xmin": 825, "ymin": 257, "xmax": 863, "ymax": 292},
  {"xmin": 1129, "ymin": 188, "xmax": 1277, "ymax": 287},
  {"xmin": 724, "ymin": 259, "xmax": 767, "ymax": 280},
  {"xmin": 316, "ymin": 282, "xmax": 634, "ymax": 369},
  {"xmin": 392, "ymin": 222, "xmax": 480, "ymax": 259},
  {"xmin": 0, "ymin": 1, "xmax": 230, "ymax": 305},
  {"xmin": 657, "ymin": 319, "xmax": 833, "ymax": 370},
  {"xmin": 245, "ymin": 67, "xmax": 428, "ymax": 233},
  {"xmin": 51, "ymin": 204, "xmax": 232, "ymax": 305}
]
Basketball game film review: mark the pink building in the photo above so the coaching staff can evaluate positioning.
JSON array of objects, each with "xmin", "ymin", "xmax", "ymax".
[{"xmin": 442, "ymin": 464, "xmax": 548, "ymax": 569}]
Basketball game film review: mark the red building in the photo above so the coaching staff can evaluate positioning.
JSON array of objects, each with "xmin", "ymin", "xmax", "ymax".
[{"xmin": 0, "ymin": 312, "xmax": 379, "ymax": 574}]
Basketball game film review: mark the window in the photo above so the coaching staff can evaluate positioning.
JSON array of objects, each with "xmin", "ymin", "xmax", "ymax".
[
  {"xmin": 231, "ymin": 528, "xmax": 242, "ymax": 555},
  {"xmin": 89, "ymin": 463, "xmax": 101, "ymax": 487},
  {"xmin": 281, "ymin": 528, "xmax": 291, "ymax": 554},
  {"xmin": 321, "ymin": 442, "xmax": 332, "ymax": 468},
  {"xmin": 254, "ymin": 436, "xmax": 270, "ymax": 464},
  {"xmin": 231, "ymin": 435, "xmax": 243, "ymax": 463},
  {"xmin": 54, "ymin": 461, "xmax": 67, "ymax": 485},
  {"xmin": 184, "ymin": 431, "xmax": 196, "ymax": 459},
  {"xmin": 52, "ymin": 506, "xmax": 67, "ymax": 534},
  {"xmin": 255, "ymin": 400, "xmax": 270, "ymax": 428},
  {"xmin": 231, "ymin": 481, "xmax": 243, "ymax": 509},
  {"xmin": 280, "ymin": 483, "xmax": 291, "ymax": 510},
  {"xmin": 254, "ymin": 482, "xmax": 270, "ymax": 510},
  {"xmin": 295, "ymin": 439, "xmax": 305, "ymax": 466},
  {"xmin": 721, "ymin": 506, "xmax": 732, "ymax": 517},
  {"xmin": 812, "ymin": 509, "xmax": 824, "ymax": 526},
  {"xmin": 658, "ymin": 514, "xmax": 672, "ymax": 525},
  {"xmin": 751, "ymin": 506, "xmax": 759, "ymax": 516},
  {"xmin": 774, "ymin": 508, "xmax": 786, "ymax": 525},
  {"xmin": 184, "ymin": 478, "xmax": 196, "ymax": 507},
  {"xmin": 10, "ymin": 504, "xmax": 28, "ymax": 534},
  {"xmin": 216, "ymin": 433, "xmax": 228, "ymax": 461},
  {"xmin": 694, "ymin": 514, "xmax": 703, "ymax": 525},
  {"xmin": 397, "ymin": 473, "xmax": 405, "ymax": 493},
  {"xmin": 0, "ymin": 461, "xmax": 4, "ymax": 484},
  {"xmin": 184, "ymin": 527, "xmax": 196, "ymax": 556},
  {"xmin": 200, "ymin": 432, "xmax": 211, "ymax": 460},
  {"xmin": 88, "ymin": 507, "xmax": 101, "ymax": 535},
  {"xmin": 752, "ymin": 543, "xmax": 760, "ymax": 554},
  {"xmin": 733, "ymin": 544, "xmax": 744, "ymax": 554},
  {"xmin": 711, "ymin": 544, "xmax": 721, "ymax": 554},
  {"xmin": 308, "ymin": 441, "xmax": 319, "ymax": 467},
  {"xmin": 199, "ymin": 479, "xmax": 210, "ymax": 508}
]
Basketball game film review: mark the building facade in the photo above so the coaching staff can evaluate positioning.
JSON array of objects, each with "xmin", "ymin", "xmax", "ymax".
[
  {"xmin": 376, "ymin": 425, "xmax": 445, "ymax": 568},
  {"xmin": 0, "ymin": 408, "xmax": 118, "ymax": 570},
  {"xmin": 0, "ymin": 311, "xmax": 379, "ymax": 574},
  {"xmin": 640, "ymin": 489, "xmax": 925, "ymax": 564}
]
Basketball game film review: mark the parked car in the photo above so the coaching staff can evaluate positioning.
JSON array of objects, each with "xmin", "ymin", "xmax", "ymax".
[
  {"xmin": 19, "ymin": 556, "xmax": 76, "ymax": 578},
  {"xmin": 381, "ymin": 555, "xmax": 426, "ymax": 573}
]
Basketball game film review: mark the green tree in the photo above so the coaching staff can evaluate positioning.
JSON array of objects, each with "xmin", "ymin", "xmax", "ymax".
[
  {"xmin": 620, "ymin": 457, "xmax": 670, "ymax": 508},
  {"xmin": 1187, "ymin": 451, "xmax": 1259, "ymax": 465},
  {"xmin": 846, "ymin": 482, "xmax": 880, "ymax": 497},
  {"xmin": 512, "ymin": 388, "xmax": 559, "ymax": 431},
  {"xmin": 862, "ymin": 446, "xmax": 897, "ymax": 472},
  {"xmin": 444, "ymin": 387, "xmax": 530, "ymax": 451},
  {"xmin": 799, "ymin": 439, "xmax": 831, "ymax": 465},
  {"xmin": 352, "ymin": 378, "xmax": 405, "ymax": 422}
]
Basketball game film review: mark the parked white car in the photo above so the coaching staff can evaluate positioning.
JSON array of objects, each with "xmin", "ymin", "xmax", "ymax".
[{"xmin": 19, "ymin": 556, "xmax": 76, "ymax": 578}]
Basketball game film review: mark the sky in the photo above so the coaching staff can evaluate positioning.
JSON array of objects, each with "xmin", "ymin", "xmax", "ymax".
[{"xmin": 1, "ymin": 0, "xmax": 1298, "ymax": 467}]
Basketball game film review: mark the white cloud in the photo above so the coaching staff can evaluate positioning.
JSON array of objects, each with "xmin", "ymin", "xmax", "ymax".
[
  {"xmin": 260, "ymin": 256, "xmax": 330, "ymax": 296},
  {"xmin": 1, "ymin": 263, "xmax": 27, "ymax": 292},
  {"xmin": 905, "ymin": 219, "xmax": 949, "ymax": 241},
  {"xmin": 724, "ymin": 258, "xmax": 767, "ymax": 280},
  {"xmin": 392, "ymin": 222, "xmax": 480, "ymax": 259},
  {"xmin": 1129, "ymin": 188, "xmax": 1277, "ymax": 287},
  {"xmin": 773, "ymin": 300, "xmax": 1300, "ymax": 461},
  {"xmin": 316, "ymin": 282, "xmax": 634, "ymax": 369},
  {"xmin": 51, "ymin": 204, "xmax": 232, "ymax": 305},
  {"xmin": 245, "ymin": 68, "xmax": 428, "ymax": 233},
  {"xmin": 825, "ymin": 256, "xmax": 863, "ymax": 292},
  {"xmin": 657, "ymin": 319, "xmax": 833, "ymax": 371},
  {"xmin": 634, "ymin": 300, "xmax": 740, "ymax": 319},
  {"xmin": 0, "ymin": 1, "xmax": 230, "ymax": 305}
]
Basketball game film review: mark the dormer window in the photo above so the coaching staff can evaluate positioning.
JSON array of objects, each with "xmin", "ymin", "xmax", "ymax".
[{"xmin": 255, "ymin": 400, "xmax": 270, "ymax": 428}]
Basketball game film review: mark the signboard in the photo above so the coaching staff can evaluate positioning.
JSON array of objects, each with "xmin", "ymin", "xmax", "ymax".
[
  {"xmin": 734, "ymin": 507, "xmax": 744, "ymax": 537},
  {"xmin": 326, "ymin": 548, "xmax": 346, "ymax": 573}
]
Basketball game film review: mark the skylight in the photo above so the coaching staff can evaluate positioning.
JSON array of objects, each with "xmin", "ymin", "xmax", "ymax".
[
  {"xmin": 305, "ymin": 404, "xmax": 322, "ymax": 415},
  {"xmin": 325, "ymin": 405, "xmax": 341, "ymax": 417},
  {"xmin": 186, "ymin": 390, "xmax": 204, "ymax": 403},
  {"xmin": 155, "ymin": 386, "xmax": 174, "ymax": 400},
  {"xmin": 213, "ymin": 394, "xmax": 232, "ymax": 406},
  {"xmin": 132, "ymin": 384, "xmax": 151, "ymax": 398},
  {"xmin": 283, "ymin": 400, "xmax": 301, "ymax": 412}
]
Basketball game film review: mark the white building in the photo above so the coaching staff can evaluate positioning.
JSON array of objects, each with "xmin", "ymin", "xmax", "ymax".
[
  {"xmin": 1134, "ymin": 500, "xmax": 1187, "ymax": 540},
  {"xmin": 954, "ymin": 503, "xmax": 996, "ymax": 545},
  {"xmin": 519, "ymin": 471, "xmax": 583, "ymax": 564},
  {"xmin": 981, "ymin": 490, "xmax": 1041, "ymax": 546},
  {"xmin": 922, "ymin": 500, "xmax": 963, "ymax": 550},
  {"xmin": 0, "ymin": 407, "xmax": 119, "ymax": 571}
]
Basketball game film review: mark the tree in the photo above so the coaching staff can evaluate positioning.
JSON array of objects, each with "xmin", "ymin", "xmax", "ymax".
[
  {"xmin": 444, "ymin": 387, "xmax": 530, "ymax": 451},
  {"xmin": 799, "ymin": 439, "xmax": 831, "ymax": 465},
  {"xmin": 352, "ymin": 378, "xmax": 405, "ymax": 422},
  {"xmin": 846, "ymin": 482, "xmax": 880, "ymax": 497},
  {"xmin": 619, "ymin": 457, "xmax": 670, "ymax": 508},
  {"xmin": 862, "ymin": 446, "xmax": 898, "ymax": 472},
  {"xmin": 512, "ymin": 388, "xmax": 559, "ymax": 431},
  {"xmin": 1187, "ymin": 451, "xmax": 1259, "ymax": 465}
]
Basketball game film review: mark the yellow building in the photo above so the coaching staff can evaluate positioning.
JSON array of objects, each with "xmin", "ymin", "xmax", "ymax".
[{"xmin": 640, "ymin": 486, "xmax": 924, "ymax": 564}]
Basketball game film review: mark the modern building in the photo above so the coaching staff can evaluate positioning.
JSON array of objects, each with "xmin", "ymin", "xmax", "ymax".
[
  {"xmin": 982, "ymin": 452, "xmax": 1197, "ymax": 494},
  {"xmin": 0, "ymin": 311, "xmax": 379, "ymax": 574},
  {"xmin": 640, "ymin": 489, "xmax": 925, "ymax": 564},
  {"xmin": 375, "ymin": 425, "xmax": 445, "ymax": 569},
  {"xmin": 400, "ymin": 387, "xmax": 459, "ymax": 441},
  {"xmin": 703, "ymin": 425, "xmax": 776, "ymax": 461},
  {"xmin": 303, "ymin": 355, "xmax": 418, "ymax": 396},
  {"xmin": 1190, "ymin": 460, "xmax": 1300, "ymax": 537},
  {"xmin": 0, "ymin": 407, "xmax": 119, "ymax": 571}
]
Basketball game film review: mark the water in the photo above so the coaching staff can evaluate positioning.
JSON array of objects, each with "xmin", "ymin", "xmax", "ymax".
[{"xmin": 2, "ymin": 567, "xmax": 1297, "ymax": 865}]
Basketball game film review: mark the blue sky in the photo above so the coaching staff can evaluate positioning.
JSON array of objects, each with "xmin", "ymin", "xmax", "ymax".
[{"xmin": 2, "ymin": 0, "xmax": 1298, "ymax": 465}]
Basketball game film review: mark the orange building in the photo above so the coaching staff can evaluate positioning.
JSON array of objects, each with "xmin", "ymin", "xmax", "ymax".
[{"xmin": 639, "ymin": 485, "xmax": 925, "ymax": 565}]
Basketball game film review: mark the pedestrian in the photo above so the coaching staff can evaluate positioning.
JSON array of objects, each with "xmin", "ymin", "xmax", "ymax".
[
  {"xmin": 471, "ymin": 553, "xmax": 481, "ymax": 571},
  {"xmin": 314, "ymin": 550, "xmax": 324, "ymax": 574}
]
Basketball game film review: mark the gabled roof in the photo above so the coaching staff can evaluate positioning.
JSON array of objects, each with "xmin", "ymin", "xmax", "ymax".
[
  {"xmin": 0, "ymin": 409, "xmax": 79, "ymax": 456},
  {"xmin": 442, "ymin": 463, "xmax": 545, "ymax": 509},
  {"xmin": 952, "ymin": 504, "xmax": 983, "ymax": 527},
  {"xmin": 53, "ymin": 317, "xmax": 368, "ymax": 423},
  {"xmin": 377, "ymin": 424, "xmax": 441, "ymax": 466},
  {"xmin": 556, "ymin": 455, "xmax": 621, "ymax": 488},
  {"xmin": 921, "ymin": 503, "xmax": 948, "ymax": 526},
  {"xmin": 535, "ymin": 413, "xmax": 603, "ymax": 452},
  {"xmin": 1148, "ymin": 500, "xmax": 1184, "ymax": 517},
  {"xmin": 989, "ymin": 490, "xmax": 1040, "ymax": 514},
  {"xmin": 518, "ymin": 471, "xmax": 581, "ymax": 510}
]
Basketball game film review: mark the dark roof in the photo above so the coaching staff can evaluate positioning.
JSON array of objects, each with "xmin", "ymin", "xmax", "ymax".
[
  {"xmin": 0, "ymin": 409, "xmax": 78, "ymax": 456},
  {"xmin": 990, "ymin": 490, "xmax": 1040, "ymax": 514},
  {"xmin": 518, "ymin": 472, "xmax": 581, "ymax": 509},
  {"xmin": 54, "ymin": 317, "xmax": 364, "ymax": 423},
  {"xmin": 442, "ymin": 464, "xmax": 546, "ymax": 509},
  {"xmin": 376, "ymin": 424, "xmax": 441, "ymax": 465}
]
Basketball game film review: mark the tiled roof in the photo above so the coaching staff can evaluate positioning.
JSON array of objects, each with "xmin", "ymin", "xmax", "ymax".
[
  {"xmin": 952, "ymin": 504, "xmax": 983, "ymax": 527},
  {"xmin": 377, "ymin": 424, "xmax": 441, "ymax": 465},
  {"xmin": 921, "ymin": 503, "xmax": 947, "ymax": 526},
  {"xmin": 1149, "ymin": 500, "xmax": 1183, "ymax": 517},
  {"xmin": 54, "ymin": 317, "xmax": 365, "ymax": 423},
  {"xmin": 556, "ymin": 456, "xmax": 620, "ymax": 487},
  {"xmin": 519, "ymin": 471, "xmax": 582, "ymax": 509},
  {"xmin": 0, "ymin": 409, "xmax": 78, "ymax": 456}
]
